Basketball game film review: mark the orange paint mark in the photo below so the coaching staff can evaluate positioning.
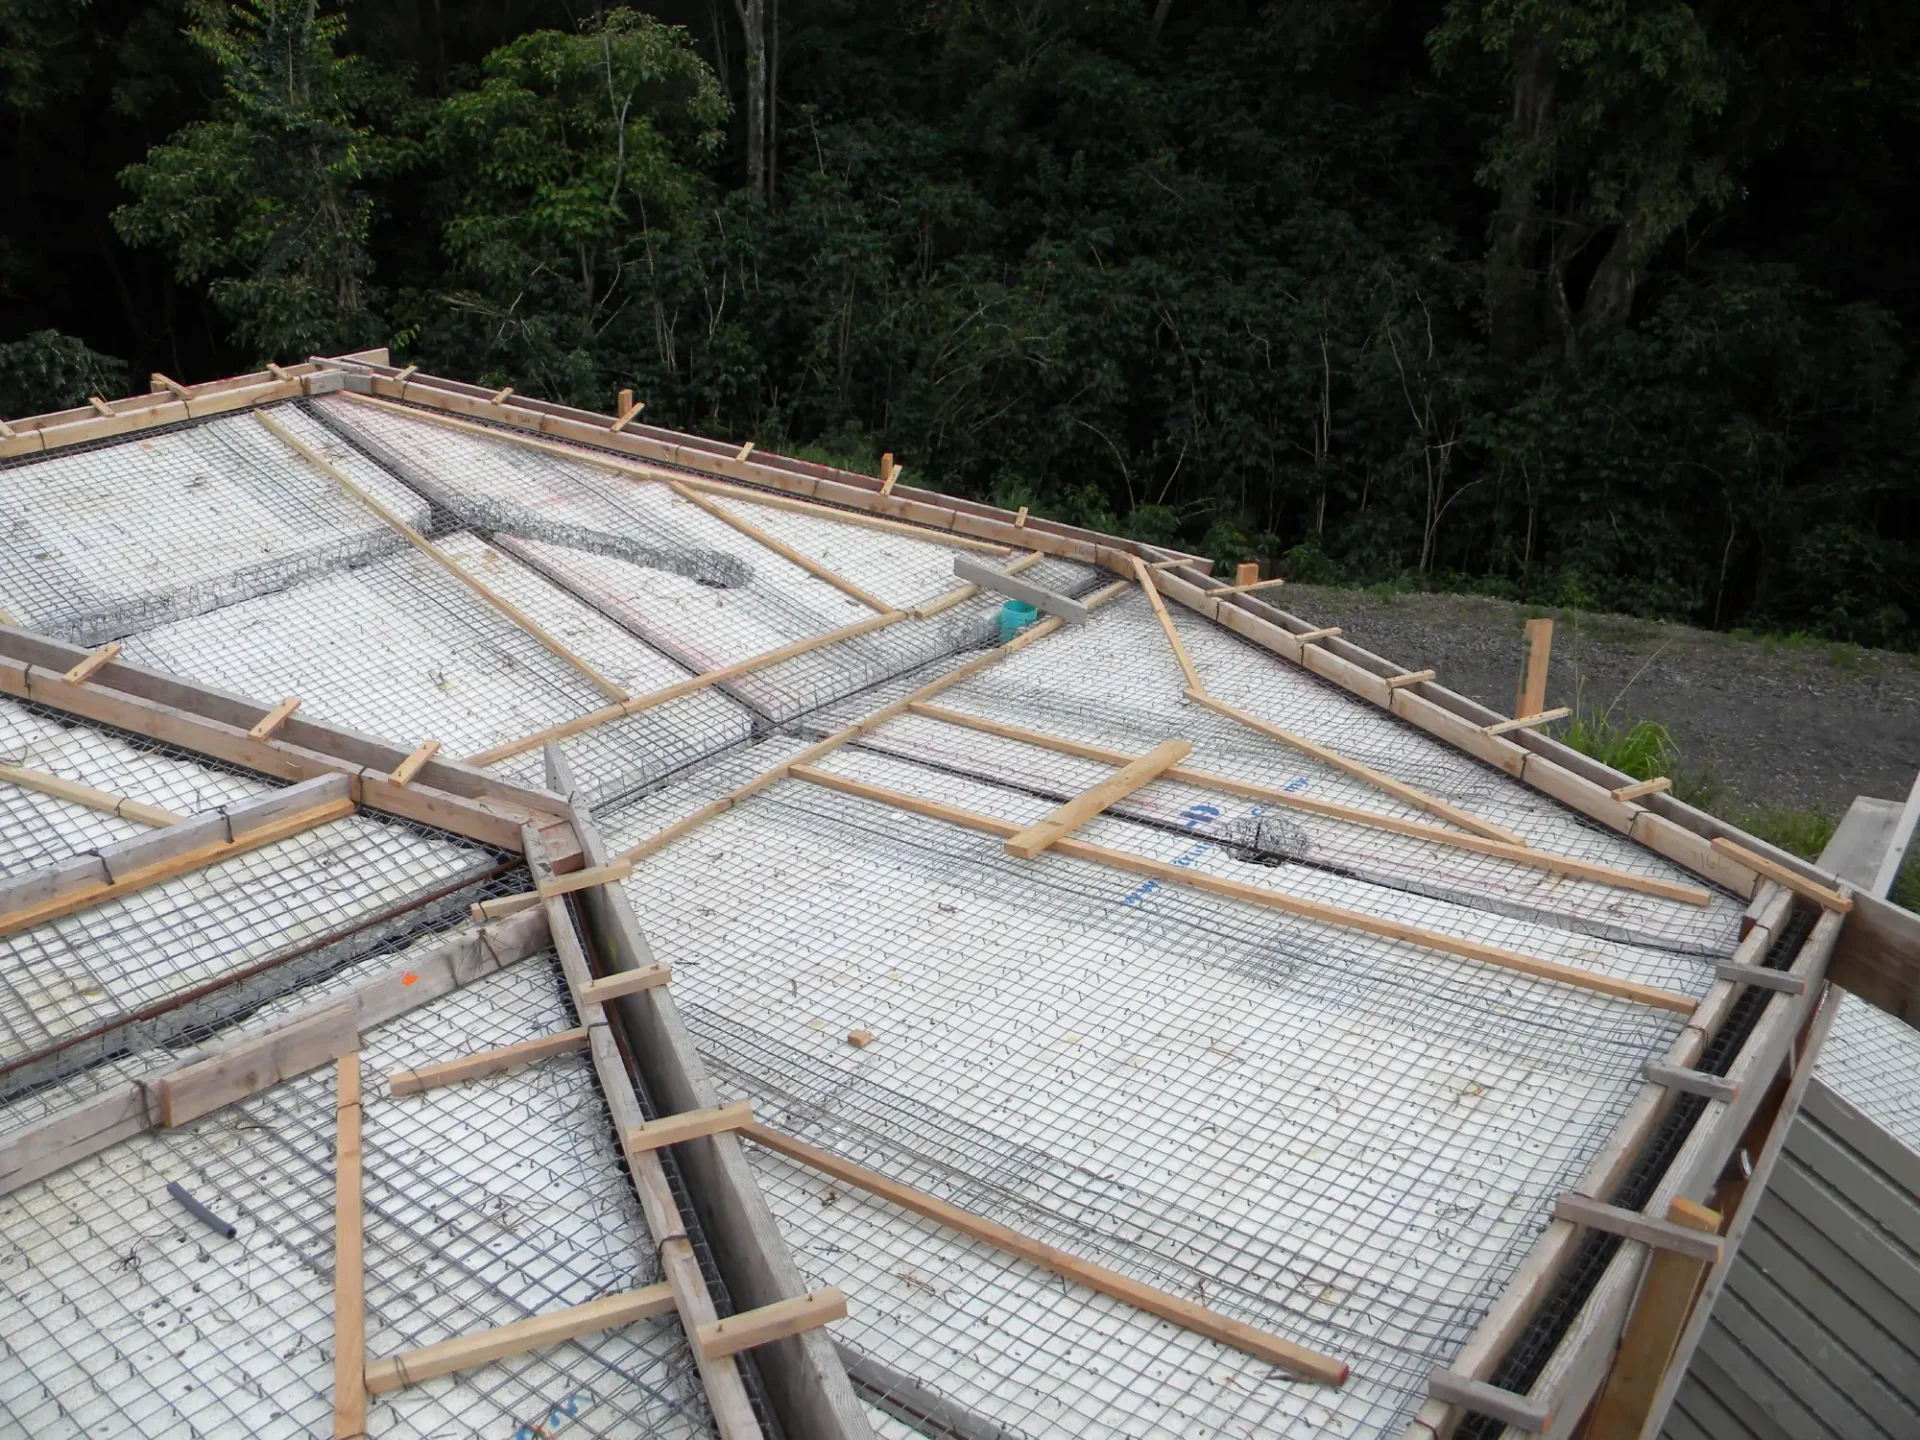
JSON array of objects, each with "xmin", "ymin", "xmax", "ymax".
[{"xmin": 400, "ymin": 972, "xmax": 419, "ymax": 986}]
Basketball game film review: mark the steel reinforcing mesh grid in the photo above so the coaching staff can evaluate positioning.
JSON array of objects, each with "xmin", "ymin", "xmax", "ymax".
[
  {"xmin": 313, "ymin": 393, "xmax": 1010, "ymax": 617},
  {"xmin": 0, "ymin": 710, "xmax": 497, "ymax": 1091},
  {"xmin": 110, "ymin": 529, "xmax": 757, "ymax": 805},
  {"xmin": 1811, "ymin": 990, "xmax": 1920, "ymax": 1152},
  {"xmin": 0, "ymin": 404, "xmax": 429, "ymax": 646},
  {"xmin": 585, "ymin": 695, "xmax": 1726, "ymax": 1438},
  {"xmin": 1, "ymin": 696, "xmax": 271, "ymax": 878},
  {"xmin": 824, "ymin": 605, "xmax": 1742, "ymax": 959},
  {"xmin": 0, "ymin": 959, "xmax": 714, "ymax": 1440},
  {"xmin": 0, "ymin": 820, "xmax": 487, "ymax": 1078}
]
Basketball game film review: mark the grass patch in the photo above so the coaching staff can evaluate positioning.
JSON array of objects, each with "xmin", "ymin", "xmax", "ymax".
[
  {"xmin": 1559, "ymin": 713, "xmax": 1675, "ymax": 783},
  {"xmin": 1734, "ymin": 805, "xmax": 1838, "ymax": 864},
  {"xmin": 1559, "ymin": 715, "xmax": 1920, "ymax": 912}
]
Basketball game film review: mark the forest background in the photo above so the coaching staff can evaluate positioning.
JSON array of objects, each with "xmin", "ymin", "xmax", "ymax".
[{"xmin": 2, "ymin": 0, "xmax": 1916, "ymax": 650}]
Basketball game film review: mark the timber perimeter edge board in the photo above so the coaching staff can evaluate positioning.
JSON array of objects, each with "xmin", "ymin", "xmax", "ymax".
[{"xmin": 0, "ymin": 629, "xmax": 575, "ymax": 859}]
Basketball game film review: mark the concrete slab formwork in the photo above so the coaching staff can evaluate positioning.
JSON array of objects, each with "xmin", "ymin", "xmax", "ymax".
[{"xmin": 1, "ymin": 358, "xmax": 1894, "ymax": 1440}]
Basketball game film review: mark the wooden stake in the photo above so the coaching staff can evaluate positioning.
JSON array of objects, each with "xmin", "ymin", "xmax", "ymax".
[
  {"xmin": 389, "ymin": 740, "xmax": 441, "ymax": 788},
  {"xmin": 534, "ymin": 858, "xmax": 633, "ymax": 898},
  {"xmin": 735, "ymin": 440, "xmax": 755, "ymax": 463},
  {"xmin": 1515, "ymin": 617, "xmax": 1553, "ymax": 720},
  {"xmin": 576, "ymin": 963, "xmax": 673, "ymax": 1007},
  {"xmin": 470, "ymin": 891, "xmax": 542, "ymax": 921},
  {"xmin": 87, "ymin": 395, "xmax": 115, "ymax": 419},
  {"xmin": 388, "ymin": 1027, "xmax": 588, "ymax": 1096},
  {"xmin": 0, "ymin": 797, "xmax": 356, "ymax": 939},
  {"xmin": 790, "ymin": 765, "xmax": 1696, "ymax": 1012},
  {"xmin": 257, "ymin": 410, "xmax": 631, "ymax": 703},
  {"xmin": 1014, "ymin": 505, "xmax": 1028, "ymax": 527},
  {"xmin": 904, "ymin": 703, "xmax": 1710, "ymax": 904},
  {"xmin": 1004, "ymin": 739, "xmax": 1192, "ymax": 858},
  {"xmin": 669, "ymin": 479, "xmax": 894, "ymax": 612},
  {"xmin": 1582, "ymin": 1202, "xmax": 1719, "ymax": 1438},
  {"xmin": 1129, "ymin": 554, "xmax": 1204, "ymax": 692},
  {"xmin": 1611, "ymin": 776, "xmax": 1671, "ymax": 802},
  {"xmin": 878, "ymin": 452, "xmax": 897, "ymax": 495},
  {"xmin": 617, "ymin": 388, "xmax": 633, "ymax": 416},
  {"xmin": 465, "ymin": 610, "xmax": 907, "ymax": 766},
  {"xmin": 0, "ymin": 761, "xmax": 184, "ymax": 827},
  {"xmin": 333, "ymin": 1055, "xmax": 365, "ymax": 1439},
  {"xmin": 1552, "ymin": 1193, "xmax": 1723, "ymax": 1263},
  {"xmin": 742, "ymin": 1121, "xmax": 1350, "ymax": 1384},
  {"xmin": 364, "ymin": 1285, "xmax": 676, "ymax": 1395},
  {"xmin": 612, "ymin": 398, "xmax": 645, "ymax": 432},
  {"xmin": 623, "ymin": 1100, "xmax": 754, "ymax": 1153},
  {"xmin": 62, "ymin": 642, "xmax": 121, "ymax": 685},
  {"xmin": 1187, "ymin": 691, "xmax": 1525, "ymax": 846},
  {"xmin": 1385, "ymin": 669, "xmax": 1436, "ymax": 690},
  {"xmin": 248, "ymin": 695, "xmax": 302, "ymax": 741},
  {"xmin": 1234, "ymin": 562, "xmax": 1259, "ymax": 588},
  {"xmin": 696, "ymin": 1289, "xmax": 847, "ymax": 1360},
  {"xmin": 1710, "ymin": 838, "xmax": 1853, "ymax": 912},
  {"xmin": 1483, "ymin": 706, "xmax": 1570, "ymax": 737}
]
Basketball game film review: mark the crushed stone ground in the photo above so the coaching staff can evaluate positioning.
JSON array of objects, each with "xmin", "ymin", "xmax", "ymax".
[{"xmin": 1265, "ymin": 585, "xmax": 1920, "ymax": 816}]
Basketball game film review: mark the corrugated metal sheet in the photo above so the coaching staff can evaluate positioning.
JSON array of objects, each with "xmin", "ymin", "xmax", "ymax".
[
  {"xmin": 1664, "ymin": 1079, "xmax": 1920, "ymax": 1440},
  {"xmin": 1664, "ymin": 785, "xmax": 1920, "ymax": 1440}
]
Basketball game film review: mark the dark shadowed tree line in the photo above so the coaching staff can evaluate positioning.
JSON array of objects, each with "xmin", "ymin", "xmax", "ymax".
[{"xmin": 3, "ymin": 0, "xmax": 1917, "ymax": 647}]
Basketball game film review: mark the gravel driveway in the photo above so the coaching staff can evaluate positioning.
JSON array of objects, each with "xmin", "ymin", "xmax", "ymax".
[{"xmin": 1268, "ymin": 585, "xmax": 1920, "ymax": 815}]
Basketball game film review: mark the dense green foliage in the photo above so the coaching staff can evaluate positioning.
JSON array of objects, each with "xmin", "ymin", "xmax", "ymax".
[{"xmin": 4, "ymin": 0, "xmax": 1917, "ymax": 647}]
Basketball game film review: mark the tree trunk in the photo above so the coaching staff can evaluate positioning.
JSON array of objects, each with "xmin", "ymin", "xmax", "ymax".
[
  {"xmin": 1485, "ymin": 36, "xmax": 1558, "ymax": 360},
  {"xmin": 1149, "ymin": 0, "xmax": 1175, "ymax": 42},
  {"xmin": 733, "ymin": 0, "xmax": 768, "ymax": 202},
  {"xmin": 708, "ymin": 0, "xmax": 730, "ymax": 91},
  {"xmin": 760, "ymin": 0, "xmax": 768, "ymax": 204},
  {"xmin": 1579, "ymin": 216, "xmax": 1640, "ymax": 334}
]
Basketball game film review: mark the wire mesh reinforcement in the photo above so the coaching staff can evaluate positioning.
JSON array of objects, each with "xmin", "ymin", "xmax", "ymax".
[
  {"xmin": 112, "ymin": 530, "xmax": 756, "ymax": 809},
  {"xmin": 0, "ymin": 805, "xmax": 488, "ymax": 1077},
  {"xmin": 314, "ymin": 394, "xmax": 1028, "ymax": 617},
  {"xmin": 0, "ymin": 860, "xmax": 529, "ymax": 1129},
  {"xmin": 0, "ymin": 959, "xmax": 714, "ymax": 1440},
  {"xmin": 1810, "ymin": 990, "xmax": 1920, "ymax": 1152},
  {"xmin": 855, "ymin": 594, "xmax": 1745, "ymax": 951},
  {"xmin": 588, "ymin": 724, "xmax": 1709, "ymax": 1438},
  {"xmin": 0, "ymin": 403, "xmax": 429, "ymax": 645},
  {"xmin": 0, "ymin": 386, "xmax": 1770, "ymax": 1438},
  {"xmin": 0, "ymin": 697, "xmax": 500, "ymax": 1087},
  {"xmin": 1, "ymin": 696, "xmax": 271, "ymax": 878}
]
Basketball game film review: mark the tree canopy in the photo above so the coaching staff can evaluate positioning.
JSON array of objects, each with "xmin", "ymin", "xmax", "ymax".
[{"xmin": 3, "ymin": 0, "xmax": 1916, "ymax": 648}]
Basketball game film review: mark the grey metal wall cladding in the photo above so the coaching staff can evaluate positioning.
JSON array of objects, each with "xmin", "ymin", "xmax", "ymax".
[{"xmin": 1664, "ymin": 1079, "xmax": 1920, "ymax": 1440}]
